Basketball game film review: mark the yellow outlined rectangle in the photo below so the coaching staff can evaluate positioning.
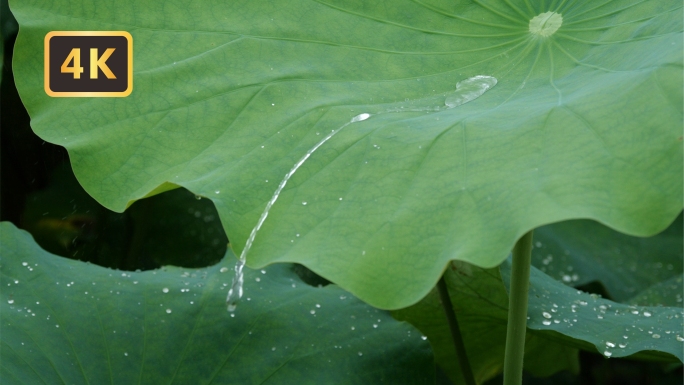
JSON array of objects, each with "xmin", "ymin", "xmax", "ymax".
[{"xmin": 44, "ymin": 31, "xmax": 133, "ymax": 97}]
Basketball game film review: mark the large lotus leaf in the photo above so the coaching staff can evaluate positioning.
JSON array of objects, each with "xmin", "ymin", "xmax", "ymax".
[
  {"xmin": 531, "ymin": 214, "xmax": 683, "ymax": 303},
  {"xmin": 393, "ymin": 262, "xmax": 579, "ymax": 385},
  {"xmin": 500, "ymin": 258, "xmax": 684, "ymax": 362},
  {"xmin": 11, "ymin": 0, "xmax": 683, "ymax": 309},
  {"xmin": 0, "ymin": 223, "xmax": 434, "ymax": 384}
]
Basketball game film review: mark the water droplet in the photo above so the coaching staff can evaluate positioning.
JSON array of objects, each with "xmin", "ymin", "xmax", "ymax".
[
  {"xmin": 124, "ymin": 352, "xmax": 128, "ymax": 356},
  {"xmin": 195, "ymin": 195, "xmax": 202, "ymax": 200},
  {"xmin": 373, "ymin": 324, "xmax": 378, "ymax": 328},
  {"xmin": 215, "ymin": 190, "xmax": 220, "ymax": 194},
  {"xmin": 542, "ymin": 320, "xmax": 551, "ymax": 326},
  {"xmin": 542, "ymin": 312, "xmax": 552, "ymax": 319},
  {"xmin": 255, "ymin": 277, "xmax": 261, "ymax": 282},
  {"xmin": 315, "ymin": 304, "xmax": 321, "ymax": 308},
  {"xmin": 421, "ymin": 336, "xmax": 428, "ymax": 340},
  {"xmin": 529, "ymin": 12, "xmax": 563, "ymax": 37},
  {"xmin": 631, "ymin": 310, "xmax": 639, "ymax": 315},
  {"xmin": 302, "ymin": 202, "xmax": 307, "ymax": 206},
  {"xmin": 652, "ymin": 334, "xmax": 660, "ymax": 339},
  {"xmin": 162, "ymin": 288, "xmax": 169, "ymax": 293},
  {"xmin": 7, "ymin": 299, "xmax": 14, "ymax": 304},
  {"xmin": 271, "ymin": 347, "xmax": 276, "ymax": 351},
  {"xmin": 444, "ymin": 76, "xmax": 497, "ymax": 108},
  {"xmin": 220, "ymin": 267, "xmax": 229, "ymax": 273},
  {"xmin": 603, "ymin": 350, "xmax": 612, "ymax": 357},
  {"xmin": 310, "ymin": 310, "xmax": 316, "ymax": 315},
  {"xmin": 351, "ymin": 113, "xmax": 371, "ymax": 122},
  {"xmin": 676, "ymin": 335, "xmax": 684, "ymax": 342},
  {"xmin": 606, "ymin": 342, "xmax": 615, "ymax": 348},
  {"xmin": 166, "ymin": 309, "xmax": 172, "ymax": 314},
  {"xmin": 643, "ymin": 311, "xmax": 652, "ymax": 317},
  {"xmin": 618, "ymin": 343, "xmax": 627, "ymax": 348},
  {"xmin": 358, "ymin": 351, "xmax": 363, "ymax": 356},
  {"xmin": 21, "ymin": 262, "xmax": 27, "ymax": 266}
]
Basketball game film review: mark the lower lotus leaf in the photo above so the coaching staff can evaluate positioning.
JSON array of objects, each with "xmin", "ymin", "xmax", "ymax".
[
  {"xmin": 392, "ymin": 261, "xmax": 578, "ymax": 385},
  {"xmin": 531, "ymin": 214, "xmax": 683, "ymax": 303},
  {"xmin": 501, "ymin": 258, "xmax": 684, "ymax": 362},
  {"xmin": 0, "ymin": 223, "xmax": 434, "ymax": 384}
]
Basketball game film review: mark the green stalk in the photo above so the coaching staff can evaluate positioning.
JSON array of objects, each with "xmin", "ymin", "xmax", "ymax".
[
  {"xmin": 503, "ymin": 230, "xmax": 534, "ymax": 385},
  {"xmin": 437, "ymin": 275, "xmax": 476, "ymax": 385}
]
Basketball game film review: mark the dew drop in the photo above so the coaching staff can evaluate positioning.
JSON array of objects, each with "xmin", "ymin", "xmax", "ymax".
[
  {"xmin": 542, "ymin": 312, "xmax": 552, "ymax": 319},
  {"xmin": 603, "ymin": 350, "xmax": 612, "ymax": 357},
  {"xmin": 220, "ymin": 267, "xmax": 229, "ymax": 273},
  {"xmin": 7, "ymin": 299, "xmax": 14, "ymax": 304},
  {"xmin": 643, "ymin": 311, "xmax": 652, "ymax": 317},
  {"xmin": 605, "ymin": 342, "xmax": 615, "ymax": 348},
  {"xmin": 542, "ymin": 320, "xmax": 551, "ymax": 326},
  {"xmin": 652, "ymin": 334, "xmax": 661, "ymax": 339},
  {"xmin": 162, "ymin": 288, "xmax": 169, "ymax": 293},
  {"xmin": 166, "ymin": 309, "xmax": 172, "ymax": 314},
  {"xmin": 302, "ymin": 202, "xmax": 307, "ymax": 206}
]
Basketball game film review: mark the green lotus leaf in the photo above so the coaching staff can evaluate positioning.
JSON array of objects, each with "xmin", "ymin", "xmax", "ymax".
[
  {"xmin": 11, "ymin": 0, "xmax": 683, "ymax": 308},
  {"xmin": 531, "ymin": 214, "xmax": 683, "ymax": 303},
  {"xmin": 0, "ymin": 223, "xmax": 434, "ymax": 384},
  {"xmin": 393, "ymin": 261, "xmax": 578, "ymax": 385},
  {"xmin": 501, "ymin": 258, "xmax": 684, "ymax": 362}
]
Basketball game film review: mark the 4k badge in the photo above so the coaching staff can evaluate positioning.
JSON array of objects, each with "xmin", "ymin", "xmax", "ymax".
[{"xmin": 44, "ymin": 31, "xmax": 132, "ymax": 97}]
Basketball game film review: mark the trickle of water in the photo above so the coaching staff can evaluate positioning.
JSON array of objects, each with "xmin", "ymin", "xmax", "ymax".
[
  {"xmin": 225, "ymin": 113, "xmax": 373, "ymax": 311},
  {"xmin": 225, "ymin": 76, "xmax": 498, "ymax": 311},
  {"xmin": 445, "ymin": 76, "xmax": 497, "ymax": 109}
]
